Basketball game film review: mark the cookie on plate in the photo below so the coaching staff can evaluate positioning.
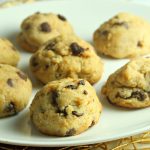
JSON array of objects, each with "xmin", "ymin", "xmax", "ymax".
[
  {"xmin": 0, "ymin": 64, "xmax": 32, "ymax": 117},
  {"xmin": 101, "ymin": 57, "xmax": 150, "ymax": 108},
  {"xmin": 17, "ymin": 12, "xmax": 74, "ymax": 52},
  {"xmin": 30, "ymin": 35, "xmax": 103, "ymax": 84},
  {"xmin": 93, "ymin": 12, "xmax": 150, "ymax": 58},
  {"xmin": 0, "ymin": 38, "xmax": 20, "ymax": 66},
  {"xmin": 30, "ymin": 78, "xmax": 102, "ymax": 136}
]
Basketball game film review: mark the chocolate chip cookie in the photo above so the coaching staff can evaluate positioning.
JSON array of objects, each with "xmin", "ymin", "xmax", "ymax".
[
  {"xmin": 17, "ymin": 12, "xmax": 74, "ymax": 52},
  {"xmin": 30, "ymin": 78, "xmax": 102, "ymax": 136},
  {"xmin": 102, "ymin": 57, "xmax": 150, "ymax": 108},
  {"xmin": 0, "ymin": 64, "xmax": 32, "ymax": 117},
  {"xmin": 0, "ymin": 38, "xmax": 20, "ymax": 66},
  {"xmin": 30, "ymin": 35, "xmax": 103, "ymax": 84},
  {"xmin": 93, "ymin": 12, "xmax": 150, "ymax": 58}
]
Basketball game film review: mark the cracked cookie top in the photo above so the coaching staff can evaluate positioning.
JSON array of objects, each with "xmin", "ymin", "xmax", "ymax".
[
  {"xmin": 30, "ymin": 78, "xmax": 102, "ymax": 136},
  {"xmin": 30, "ymin": 35, "xmax": 103, "ymax": 84},
  {"xmin": 102, "ymin": 57, "xmax": 150, "ymax": 108}
]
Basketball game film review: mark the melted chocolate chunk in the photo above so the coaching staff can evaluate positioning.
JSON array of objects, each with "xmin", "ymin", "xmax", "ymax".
[
  {"xmin": 100, "ymin": 30, "xmax": 109, "ymax": 36},
  {"xmin": 57, "ymin": 14, "xmax": 67, "ymax": 21},
  {"xmin": 31, "ymin": 57, "xmax": 38, "ymax": 67},
  {"xmin": 17, "ymin": 71, "xmax": 27, "ymax": 81},
  {"xmin": 7, "ymin": 78, "xmax": 14, "ymax": 87},
  {"xmin": 72, "ymin": 111, "xmax": 83, "ymax": 117},
  {"xmin": 45, "ymin": 64, "xmax": 50, "ymax": 70},
  {"xmin": 40, "ymin": 22, "xmax": 51, "ymax": 32},
  {"xmin": 112, "ymin": 22, "xmax": 129, "ymax": 29},
  {"xmin": 45, "ymin": 41, "xmax": 56, "ymax": 51},
  {"xmin": 5, "ymin": 102, "xmax": 16, "ymax": 113},
  {"xmin": 65, "ymin": 128, "xmax": 76, "ymax": 136},
  {"xmin": 70, "ymin": 42, "xmax": 84, "ymax": 56},
  {"xmin": 130, "ymin": 91, "xmax": 146, "ymax": 101},
  {"xmin": 89, "ymin": 120, "xmax": 95, "ymax": 128},
  {"xmin": 65, "ymin": 85, "xmax": 77, "ymax": 89},
  {"xmin": 78, "ymin": 80, "xmax": 85, "ymax": 85},
  {"xmin": 83, "ymin": 90, "xmax": 88, "ymax": 95},
  {"xmin": 137, "ymin": 41, "xmax": 143, "ymax": 47},
  {"xmin": 51, "ymin": 91, "xmax": 59, "ymax": 107},
  {"xmin": 116, "ymin": 90, "xmax": 146, "ymax": 101}
]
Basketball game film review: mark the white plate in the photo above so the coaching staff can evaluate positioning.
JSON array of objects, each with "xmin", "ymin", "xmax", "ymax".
[{"xmin": 0, "ymin": 0, "xmax": 150, "ymax": 147}]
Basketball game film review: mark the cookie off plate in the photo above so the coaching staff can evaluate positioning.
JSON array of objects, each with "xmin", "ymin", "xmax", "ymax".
[{"xmin": 0, "ymin": 0, "xmax": 150, "ymax": 147}]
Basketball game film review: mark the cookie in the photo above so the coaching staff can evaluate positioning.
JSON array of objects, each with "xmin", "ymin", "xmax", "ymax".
[
  {"xmin": 0, "ymin": 38, "xmax": 20, "ymax": 66},
  {"xmin": 93, "ymin": 12, "xmax": 150, "ymax": 58},
  {"xmin": 30, "ymin": 78, "xmax": 102, "ymax": 136},
  {"xmin": 30, "ymin": 35, "xmax": 103, "ymax": 84},
  {"xmin": 17, "ymin": 12, "xmax": 74, "ymax": 52},
  {"xmin": 101, "ymin": 57, "xmax": 150, "ymax": 108},
  {"xmin": 0, "ymin": 64, "xmax": 32, "ymax": 117}
]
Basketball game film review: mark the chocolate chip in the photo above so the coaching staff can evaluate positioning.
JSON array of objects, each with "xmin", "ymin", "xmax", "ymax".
[
  {"xmin": 112, "ymin": 22, "xmax": 129, "ymax": 29},
  {"xmin": 131, "ymin": 91, "xmax": 146, "ymax": 101},
  {"xmin": 70, "ymin": 42, "xmax": 84, "ymax": 56},
  {"xmin": 89, "ymin": 120, "xmax": 95, "ymax": 128},
  {"xmin": 116, "ymin": 90, "xmax": 146, "ymax": 101},
  {"xmin": 31, "ymin": 57, "xmax": 38, "ymax": 67},
  {"xmin": 114, "ymin": 15, "xmax": 119, "ymax": 19},
  {"xmin": 65, "ymin": 128, "xmax": 76, "ymax": 136},
  {"xmin": 72, "ymin": 111, "xmax": 83, "ymax": 117},
  {"xmin": 83, "ymin": 90, "xmax": 88, "ymax": 95},
  {"xmin": 58, "ymin": 14, "xmax": 67, "ymax": 21},
  {"xmin": 78, "ymin": 80, "xmax": 85, "ymax": 85},
  {"xmin": 45, "ymin": 64, "xmax": 50, "ymax": 70},
  {"xmin": 17, "ymin": 71, "xmax": 27, "ymax": 81},
  {"xmin": 56, "ymin": 106, "xmax": 68, "ymax": 117},
  {"xmin": 51, "ymin": 91, "xmax": 58, "ymax": 107},
  {"xmin": 100, "ymin": 30, "xmax": 109, "ymax": 36},
  {"xmin": 5, "ymin": 102, "xmax": 16, "ymax": 113},
  {"xmin": 65, "ymin": 85, "xmax": 77, "ymax": 89},
  {"xmin": 7, "ymin": 78, "xmax": 14, "ymax": 87},
  {"xmin": 137, "ymin": 41, "xmax": 143, "ymax": 47},
  {"xmin": 45, "ymin": 41, "xmax": 56, "ymax": 51},
  {"xmin": 40, "ymin": 22, "xmax": 51, "ymax": 32}
]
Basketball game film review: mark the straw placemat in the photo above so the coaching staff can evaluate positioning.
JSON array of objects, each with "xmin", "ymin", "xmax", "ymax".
[{"xmin": 0, "ymin": 0, "xmax": 150, "ymax": 149}]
